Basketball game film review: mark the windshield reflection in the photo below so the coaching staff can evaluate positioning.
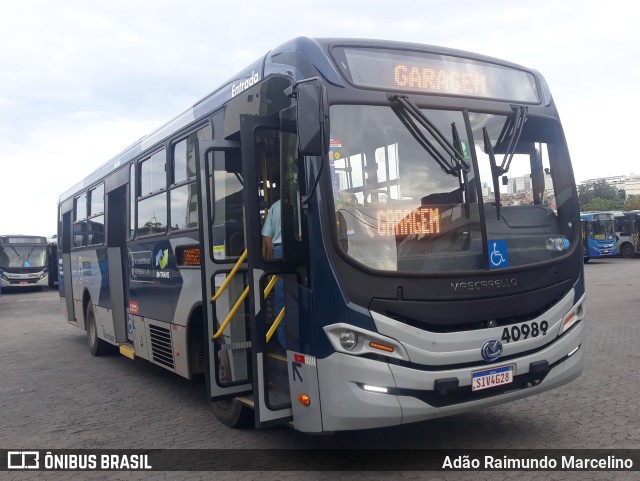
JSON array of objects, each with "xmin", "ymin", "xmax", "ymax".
[{"xmin": 329, "ymin": 104, "xmax": 575, "ymax": 273}]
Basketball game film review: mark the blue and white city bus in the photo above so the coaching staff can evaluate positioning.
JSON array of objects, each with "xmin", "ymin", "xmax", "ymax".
[
  {"xmin": 0, "ymin": 235, "xmax": 50, "ymax": 290},
  {"xmin": 580, "ymin": 212, "xmax": 617, "ymax": 262},
  {"xmin": 58, "ymin": 37, "xmax": 585, "ymax": 432}
]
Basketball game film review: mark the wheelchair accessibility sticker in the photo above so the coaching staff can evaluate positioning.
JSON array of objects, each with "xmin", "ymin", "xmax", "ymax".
[{"xmin": 488, "ymin": 240, "xmax": 509, "ymax": 268}]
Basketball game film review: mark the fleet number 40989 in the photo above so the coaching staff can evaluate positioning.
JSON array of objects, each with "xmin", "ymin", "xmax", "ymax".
[{"xmin": 501, "ymin": 320, "xmax": 549, "ymax": 343}]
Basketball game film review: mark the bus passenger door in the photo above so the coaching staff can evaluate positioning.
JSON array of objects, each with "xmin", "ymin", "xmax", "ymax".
[
  {"xmin": 240, "ymin": 113, "xmax": 309, "ymax": 428},
  {"xmin": 60, "ymin": 210, "xmax": 75, "ymax": 323},
  {"xmin": 106, "ymin": 185, "xmax": 129, "ymax": 343},
  {"xmin": 197, "ymin": 139, "xmax": 253, "ymax": 401}
]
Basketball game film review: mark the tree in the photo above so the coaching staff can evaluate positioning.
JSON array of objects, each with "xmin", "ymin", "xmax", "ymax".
[
  {"xmin": 592, "ymin": 179, "xmax": 618, "ymax": 200},
  {"xmin": 580, "ymin": 197, "xmax": 624, "ymax": 211},
  {"xmin": 624, "ymin": 195, "xmax": 640, "ymax": 211},
  {"xmin": 578, "ymin": 183, "xmax": 594, "ymax": 206}
]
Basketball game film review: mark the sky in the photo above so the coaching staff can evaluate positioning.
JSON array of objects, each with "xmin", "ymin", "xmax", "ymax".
[{"xmin": 1, "ymin": 0, "xmax": 639, "ymax": 236}]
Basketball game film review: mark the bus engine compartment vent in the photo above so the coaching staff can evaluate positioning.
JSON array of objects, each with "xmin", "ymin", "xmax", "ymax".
[{"xmin": 149, "ymin": 324, "xmax": 175, "ymax": 369}]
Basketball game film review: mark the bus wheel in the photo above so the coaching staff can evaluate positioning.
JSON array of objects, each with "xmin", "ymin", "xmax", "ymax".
[
  {"xmin": 621, "ymin": 243, "xmax": 635, "ymax": 258},
  {"xmin": 584, "ymin": 257, "xmax": 590, "ymax": 263},
  {"xmin": 211, "ymin": 351, "xmax": 253, "ymax": 428},
  {"xmin": 86, "ymin": 300, "xmax": 112, "ymax": 356}
]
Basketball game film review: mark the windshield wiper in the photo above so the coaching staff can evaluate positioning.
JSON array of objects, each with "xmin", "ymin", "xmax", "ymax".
[
  {"xmin": 452, "ymin": 121, "xmax": 472, "ymax": 219},
  {"xmin": 388, "ymin": 95, "xmax": 470, "ymax": 176},
  {"xmin": 493, "ymin": 105, "xmax": 528, "ymax": 176},
  {"xmin": 9, "ymin": 246, "xmax": 22, "ymax": 261},
  {"xmin": 483, "ymin": 127, "xmax": 502, "ymax": 220}
]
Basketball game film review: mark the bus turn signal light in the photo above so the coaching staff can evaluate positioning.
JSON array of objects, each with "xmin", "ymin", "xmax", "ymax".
[
  {"xmin": 298, "ymin": 394, "xmax": 311, "ymax": 406},
  {"xmin": 369, "ymin": 342, "xmax": 394, "ymax": 353},
  {"xmin": 563, "ymin": 312, "xmax": 575, "ymax": 325}
]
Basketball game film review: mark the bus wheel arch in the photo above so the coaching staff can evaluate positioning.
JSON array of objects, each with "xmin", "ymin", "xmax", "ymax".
[
  {"xmin": 85, "ymin": 299, "xmax": 113, "ymax": 356},
  {"xmin": 81, "ymin": 289, "xmax": 92, "ymax": 331},
  {"xmin": 187, "ymin": 304, "xmax": 205, "ymax": 378}
]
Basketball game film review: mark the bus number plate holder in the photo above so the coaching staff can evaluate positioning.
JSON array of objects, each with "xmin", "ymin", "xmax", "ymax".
[{"xmin": 471, "ymin": 365, "xmax": 514, "ymax": 392}]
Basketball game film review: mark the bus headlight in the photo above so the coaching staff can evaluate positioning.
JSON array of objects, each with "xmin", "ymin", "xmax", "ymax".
[
  {"xmin": 339, "ymin": 330, "xmax": 358, "ymax": 350},
  {"xmin": 324, "ymin": 323, "xmax": 409, "ymax": 361},
  {"xmin": 546, "ymin": 237, "xmax": 570, "ymax": 252}
]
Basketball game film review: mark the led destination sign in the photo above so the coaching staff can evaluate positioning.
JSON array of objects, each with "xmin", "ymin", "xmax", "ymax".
[
  {"xmin": 337, "ymin": 47, "xmax": 539, "ymax": 103},
  {"xmin": 377, "ymin": 207, "xmax": 440, "ymax": 236},
  {"xmin": 394, "ymin": 64, "xmax": 486, "ymax": 96}
]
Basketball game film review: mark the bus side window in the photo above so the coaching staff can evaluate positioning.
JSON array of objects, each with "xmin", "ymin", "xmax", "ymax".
[
  {"xmin": 169, "ymin": 125, "xmax": 210, "ymax": 232},
  {"xmin": 137, "ymin": 149, "xmax": 167, "ymax": 236},
  {"xmin": 73, "ymin": 192, "xmax": 87, "ymax": 248}
]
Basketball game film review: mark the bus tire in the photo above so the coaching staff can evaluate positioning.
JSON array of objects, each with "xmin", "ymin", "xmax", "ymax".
[
  {"xmin": 584, "ymin": 257, "xmax": 590, "ymax": 263},
  {"xmin": 211, "ymin": 351, "xmax": 253, "ymax": 428},
  {"xmin": 620, "ymin": 243, "xmax": 635, "ymax": 258},
  {"xmin": 212, "ymin": 398, "xmax": 253, "ymax": 428},
  {"xmin": 86, "ymin": 300, "xmax": 112, "ymax": 356}
]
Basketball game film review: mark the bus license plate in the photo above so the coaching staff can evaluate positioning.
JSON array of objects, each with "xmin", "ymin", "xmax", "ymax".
[{"xmin": 472, "ymin": 365, "xmax": 514, "ymax": 392}]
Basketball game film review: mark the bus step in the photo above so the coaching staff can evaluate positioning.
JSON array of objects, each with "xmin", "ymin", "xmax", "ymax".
[
  {"xmin": 266, "ymin": 352, "xmax": 287, "ymax": 362},
  {"xmin": 237, "ymin": 396, "xmax": 254, "ymax": 408},
  {"xmin": 118, "ymin": 343, "xmax": 135, "ymax": 360}
]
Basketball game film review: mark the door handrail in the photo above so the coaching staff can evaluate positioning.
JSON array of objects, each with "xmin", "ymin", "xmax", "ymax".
[
  {"xmin": 266, "ymin": 307, "xmax": 286, "ymax": 342},
  {"xmin": 212, "ymin": 286, "xmax": 250, "ymax": 339},
  {"xmin": 211, "ymin": 249, "xmax": 248, "ymax": 302},
  {"xmin": 263, "ymin": 274, "xmax": 279, "ymax": 298},
  {"xmin": 211, "ymin": 247, "xmax": 285, "ymax": 343}
]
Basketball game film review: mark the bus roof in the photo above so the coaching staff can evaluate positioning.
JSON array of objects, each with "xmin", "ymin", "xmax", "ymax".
[{"xmin": 0, "ymin": 235, "xmax": 48, "ymax": 244}]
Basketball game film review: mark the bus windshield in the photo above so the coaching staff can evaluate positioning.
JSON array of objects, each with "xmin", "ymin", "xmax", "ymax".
[
  {"xmin": 0, "ymin": 245, "xmax": 47, "ymax": 269},
  {"xmin": 329, "ymin": 104, "xmax": 575, "ymax": 273},
  {"xmin": 589, "ymin": 219, "xmax": 615, "ymax": 240}
]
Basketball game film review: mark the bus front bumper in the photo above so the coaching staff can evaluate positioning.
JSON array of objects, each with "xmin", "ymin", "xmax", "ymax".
[
  {"xmin": 316, "ymin": 321, "xmax": 584, "ymax": 432},
  {"xmin": 1, "ymin": 274, "xmax": 49, "ymax": 288}
]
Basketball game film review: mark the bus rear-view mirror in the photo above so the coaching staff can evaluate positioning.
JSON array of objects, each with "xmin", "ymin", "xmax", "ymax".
[{"xmin": 296, "ymin": 83, "xmax": 323, "ymax": 156}]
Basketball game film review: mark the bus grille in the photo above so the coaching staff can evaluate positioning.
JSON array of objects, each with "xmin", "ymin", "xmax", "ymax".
[{"xmin": 149, "ymin": 324, "xmax": 174, "ymax": 369}]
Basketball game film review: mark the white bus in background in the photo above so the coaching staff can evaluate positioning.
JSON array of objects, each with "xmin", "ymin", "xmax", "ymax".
[
  {"xmin": 612, "ymin": 211, "xmax": 640, "ymax": 258},
  {"xmin": 0, "ymin": 235, "xmax": 50, "ymax": 289}
]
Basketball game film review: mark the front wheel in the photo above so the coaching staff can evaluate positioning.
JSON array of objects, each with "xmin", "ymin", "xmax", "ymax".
[
  {"xmin": 86, "ymin": 300, "xmax": 113, "ymax": 356},
  {"xmin": 211, "ymin": 398, "xmax": 253, "ymax": 428},
  {"xmin": 211, "ymin": 350, "xmax": 253, "ymax": 428}
]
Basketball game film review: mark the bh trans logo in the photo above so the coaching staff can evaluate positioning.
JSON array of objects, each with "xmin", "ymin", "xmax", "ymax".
[{"xmin": 155, "ymin": 249, "xmax": 171, "ymax": 279}]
